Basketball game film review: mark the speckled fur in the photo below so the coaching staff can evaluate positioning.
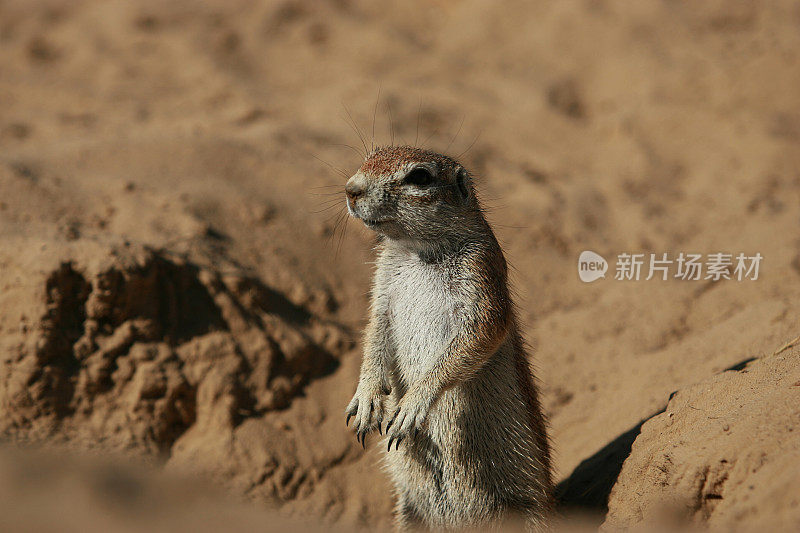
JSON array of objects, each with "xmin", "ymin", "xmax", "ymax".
[{"xmin": 344, "ymin": 146, "xmax": 552, "ymax": 531}]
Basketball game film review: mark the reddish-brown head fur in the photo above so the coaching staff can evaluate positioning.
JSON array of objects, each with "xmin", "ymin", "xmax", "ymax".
[{"xmin": 360, "ymin": 146, "xmax": 460, "ymax": 178}]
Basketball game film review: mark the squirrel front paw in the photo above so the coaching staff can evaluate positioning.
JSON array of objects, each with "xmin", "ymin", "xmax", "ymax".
[
  {"xmin": 385, "ymin": 388, "xmax": 434, "ymax": 451},
  {"xmin": 345, "ymin": 380, "xmax": 390, "ymax": 447}
]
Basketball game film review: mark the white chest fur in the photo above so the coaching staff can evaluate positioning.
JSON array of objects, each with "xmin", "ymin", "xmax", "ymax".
[{"xmin": 383, "ymin": 254, "xmax": 458, "ymax": 384}]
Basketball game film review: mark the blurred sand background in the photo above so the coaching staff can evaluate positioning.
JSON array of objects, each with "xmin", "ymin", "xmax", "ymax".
[{"xmin": 1, "ymin": 0, "xmax": 799, "ymax": 530}]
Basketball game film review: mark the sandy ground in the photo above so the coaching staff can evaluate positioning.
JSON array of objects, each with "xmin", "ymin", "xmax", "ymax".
[{"xmin": 1, "ymin": 0, "xmax": 799, "ymax": 530}]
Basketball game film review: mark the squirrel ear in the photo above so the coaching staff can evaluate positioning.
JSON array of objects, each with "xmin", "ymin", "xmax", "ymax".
[{"xmin": 455, "ymin": 166, "xmax": 471, "ymax": 202}]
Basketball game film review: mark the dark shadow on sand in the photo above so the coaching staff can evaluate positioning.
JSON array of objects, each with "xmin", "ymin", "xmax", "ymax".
[{"xmin": 554, "ymin": 410, "xmax": 663, "ymax": 523}]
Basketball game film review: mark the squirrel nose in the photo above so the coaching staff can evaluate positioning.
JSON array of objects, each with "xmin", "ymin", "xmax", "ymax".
[{"xmin": 345, "ymin": 177, "xmax": 365, "ymax": 200}]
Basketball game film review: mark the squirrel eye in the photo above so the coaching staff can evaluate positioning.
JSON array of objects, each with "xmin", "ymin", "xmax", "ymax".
[{"xmin": 404, "ymin": 167, "xmax": 434, "ymax": 187}]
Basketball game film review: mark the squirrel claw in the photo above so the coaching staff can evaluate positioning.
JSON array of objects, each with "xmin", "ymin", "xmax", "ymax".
[
  {"xmin": 346, "ymin": 385, "xmax": 388, "ymax": 446},
  {"xmin": 385, "ymin": 407, "xmax": 400, "ymax": 433}
]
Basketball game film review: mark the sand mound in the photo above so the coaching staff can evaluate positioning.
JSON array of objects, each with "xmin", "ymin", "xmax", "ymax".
[
  {"xmin": 605, "ymin": 345, "xmax": 800, "ymax": 532},
  {"xmin": 1, "ymin": 241, "xmax": 348, "ymax": 473}
]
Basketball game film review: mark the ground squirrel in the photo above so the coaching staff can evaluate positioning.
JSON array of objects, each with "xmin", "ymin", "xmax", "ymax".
[{"xmin": 344, "ymin": 146, "xmax": 552, "ymax": 531}]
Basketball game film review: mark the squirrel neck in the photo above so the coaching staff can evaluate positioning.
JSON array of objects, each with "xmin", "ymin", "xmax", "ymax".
[{"xmin": 386, "ymin": 210, "xmax": 494, "ymax": 265}]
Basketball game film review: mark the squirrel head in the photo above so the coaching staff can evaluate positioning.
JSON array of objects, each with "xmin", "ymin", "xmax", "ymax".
[{"xmin": 345, "ymin": 146, "xmax": 479, "ymax": 246}]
